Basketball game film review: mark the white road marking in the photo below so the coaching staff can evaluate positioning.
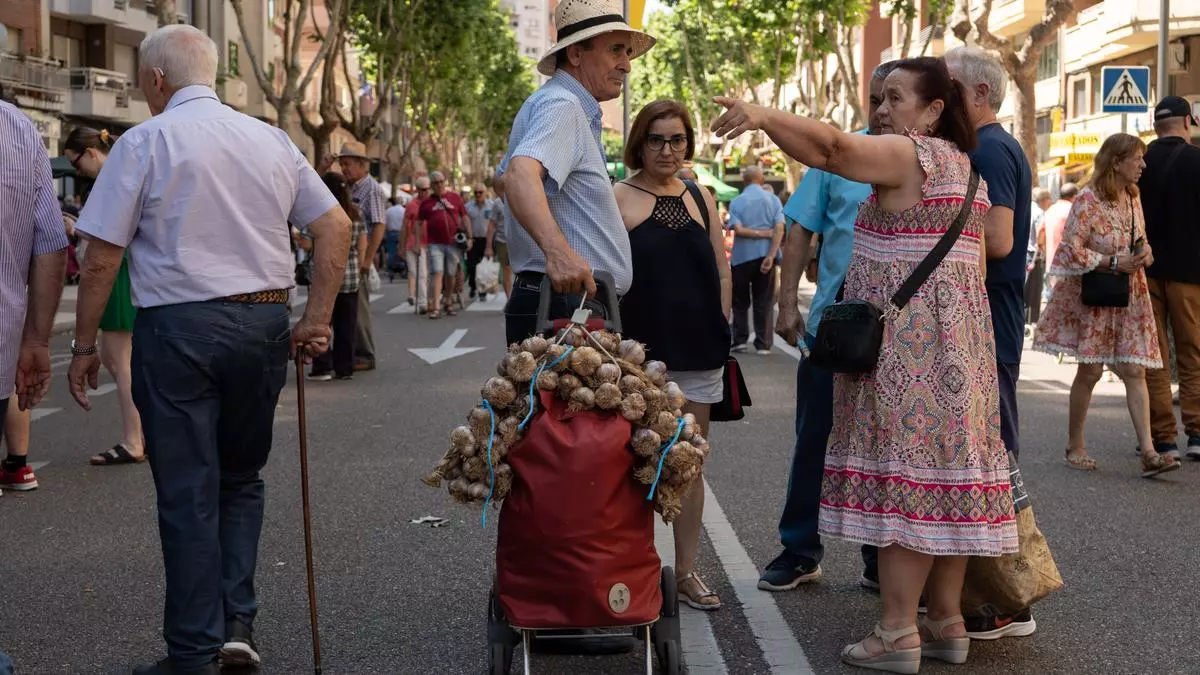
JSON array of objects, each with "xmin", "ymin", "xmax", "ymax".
[
  {"xmin": 408, "ymin": 329, "xmax": 484, "ymax": 365},
  {"xmin": 61, "ymin": 286, "xmax": 78, "ymax": 300},
  {"xmin": 30, "ymin": 408, "xmax": 61, "ymax": 421},
  {"xmin": 466, "ymin": 292, "xmax": 508, "ymax": 312},
  {"xmin": 701, "ymin": 479, "xmax": 814, "ymax": 674},
  {"xmin": 29, "ymin": 461, "xmax": 49, "ymax": 471},
  {"xmin": 53, "ymin": 312, "xmax": 74, "ymax": 329},
  {"xmin": 387, "ymin": 302, "xmax": 417, "ymax": 315},
  {"xmin": 654, "ymin": 520, "xmax": 728, "ymax": 674}
]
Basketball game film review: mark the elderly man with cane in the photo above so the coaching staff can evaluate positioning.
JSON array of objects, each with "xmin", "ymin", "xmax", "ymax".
[{"xmin": 67, "ymin": 25, "xmax": 350, "ymax": 675}]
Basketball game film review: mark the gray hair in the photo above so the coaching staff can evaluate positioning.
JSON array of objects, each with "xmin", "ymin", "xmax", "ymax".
[
  {"xmin": 944, "ymin": 46, "xmax": 1007, "ymax": 112},
  {"xmin": 1060, "ymin": 182, "xmax": 1079, "ymax": 199},
  {"xmin": 872, "ymin": 60, "xmax": 899, "ymax": 82},
  {"xmin": 139, "ymin": 25, "xmax": 218, "ymax": 90},
  {"xmin": 741, "ymin": 165, "xmax": 763, "ymax": 182},
  {"xmin": 1033, "ymin": 187, "xmax": 1051, "ymax": 203}
]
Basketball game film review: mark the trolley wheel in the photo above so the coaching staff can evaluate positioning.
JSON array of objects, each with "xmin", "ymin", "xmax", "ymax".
[
  {"xmin": 657, "ymin": 639, "xmax": 681, "ymax": 675},
  {"xmin": 487, "ymin": 584, "xmax": 517, "ymax": 673},
  {"xmin": 652, "ymin": 566, "xmax": 681, "ymax": 664}
]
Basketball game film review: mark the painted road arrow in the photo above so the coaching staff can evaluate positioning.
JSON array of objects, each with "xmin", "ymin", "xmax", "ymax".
[{"xmin": 408, "ymin": 329, "xmax": 484, "ymax": 365}]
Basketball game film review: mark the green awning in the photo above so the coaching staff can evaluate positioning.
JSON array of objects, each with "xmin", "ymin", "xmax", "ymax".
[
  {"xmin": 692, "ymin": 165, "xmax": 739, "ymax": 202},
  {"xmin": 51, "ymin": 155, "xmax": 76, "ymax": 179}
]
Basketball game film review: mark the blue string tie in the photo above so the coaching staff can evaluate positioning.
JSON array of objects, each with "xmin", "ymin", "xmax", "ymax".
[
  {"xmin": 647, "ymin": 418, "xmax": 686, "ymax": 501},
  {"xmin": 518, "ymin": 345, "xmax": 575, "ymax": 431},
  {"xmin": 480, "ymin": 399, "xmax": 497, "ymax": 528}
]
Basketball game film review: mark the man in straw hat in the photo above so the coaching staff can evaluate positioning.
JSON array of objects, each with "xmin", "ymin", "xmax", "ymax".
[
  {"xmin": 336, "ymin": 140, "xmax": 387, "ymax": 371},
  {"xmin": 496, "ymin": 0, "xmax": 655, "ymax": 345}
]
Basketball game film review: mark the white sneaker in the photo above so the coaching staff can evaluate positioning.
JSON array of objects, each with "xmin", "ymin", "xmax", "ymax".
[{"xmin": 756, "ymin": 348, "xmax": 772, "ymax": 355}]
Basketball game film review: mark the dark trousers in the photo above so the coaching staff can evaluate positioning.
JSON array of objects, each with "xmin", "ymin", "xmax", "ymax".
[
  {"xmin": 779, "ymin": 352, "xmax": 876, "ymax": 573},
  {"xmin": 131, "ymin": 302, "xmax": 290, "ymax": 669},
  {"xmin": 354, "ymin": 282, "xmax": 375, "ymax": 366},
  {"xmin": 466, "ymin": 238, "xmax": 488, "ymax": 295},
  {"xmin": 997, "ymin": 362, "xmax": 1021, "ymax": 460},
  {"xmin": 732, "ymin": 258, "xmax": 774, "ymax": 350},
  {"xmin": 312, "ymin": 291, "xmax": 359, "ymax": 377},
  {"xmin": 503, "ymin": 271, "xmax": 611, "ymax": 345},
  {"xmin": 1024, "ymin": 258, "xmax": 1044, "ymax": 324}
]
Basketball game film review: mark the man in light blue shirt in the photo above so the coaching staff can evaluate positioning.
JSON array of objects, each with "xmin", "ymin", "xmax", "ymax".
[
  {"xmin": 728, "ymin": 165, "xmax": 784, "ymax": 353},
  {"xmin": 758, "ymin": 60, "xmax": 897, "ymax": 594},
  {"xmin": 496, "ymin": 4, "xmax": 655, "ymax": 344}
]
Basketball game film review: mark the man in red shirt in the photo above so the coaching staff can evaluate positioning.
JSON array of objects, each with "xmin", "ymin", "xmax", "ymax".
[{"xmin": 418, "ymin": 170, "xmax": 470, "ymax": 317}]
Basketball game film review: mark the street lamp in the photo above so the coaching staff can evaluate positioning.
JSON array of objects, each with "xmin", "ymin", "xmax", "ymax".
[{"xmin": 1158, "ymin": 0, "xmax": 1170, "ymax": 98}]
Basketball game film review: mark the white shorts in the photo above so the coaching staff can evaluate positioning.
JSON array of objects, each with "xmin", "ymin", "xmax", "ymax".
[{"xmin": 671, "ymin": 367, "xmax": 725, "ymax": 405}]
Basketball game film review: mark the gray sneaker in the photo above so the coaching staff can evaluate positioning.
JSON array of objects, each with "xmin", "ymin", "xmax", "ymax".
[{"xmin": 1187, "ymin": 436, "xmax": 1200, "ymax": 461}]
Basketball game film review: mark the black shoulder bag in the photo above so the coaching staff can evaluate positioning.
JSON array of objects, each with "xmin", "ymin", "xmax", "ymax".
[
  {"xmin": 1079, "ymin": 199, "xmax": 1135, "ymax": 308},
  {"xmin": 683, "ymin": 179, "xmax": 752, "ymax": 422},
  {"xmin": 809, "ymin": 168, "xmax": 980, "ymax": 373}
]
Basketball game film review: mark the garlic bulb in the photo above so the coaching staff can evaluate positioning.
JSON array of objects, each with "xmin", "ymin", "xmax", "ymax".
[
  {"xmin": 557, "ymin": 372, "xmax": 582, "ymax": 399},
  {"xmin": 620, "ymin": 392, "xmax": 647, "ymax": 421},
  {"xmin": 536, "ymin": 369, "xmax": 559, "ymax": 391},
  {"xmin": 618, "ymin": 339, "xmax": 646, "ymax": 365},
  {"xmin": 521, "ymin": 335, "xmax": 550, "ymax": 357},
  {"xmin": 619, "ymin": 374, "xmax": 645, "ymax": 395},
  {"xmin": 482, "ymin": 377, "xmax": 518, "ymax": 408},
  {"xmin": 594, "ymin": 383, "xmax": 622, "ymax": 410},
  {"xmin": 632, "ymin": 428, "xmax": 663, "ymax": 458},
  {"xmin": 507, "ymin": 351, "xmax": 538, "ymax": 383},
  {"xmin": 593, "ymin": 331, "xmax": 621, "ymax": 354},
  {"xmin": 664, "ymin": 381, "xmax": 687, "ymax": 411},
  {"xmin": 570, "ymin": 346, "xmax": 603, "ymax": 378},
  {"xmin": 643, "ymin": 360, "xmax": 669, "ymax": 387},
  {"xmin": 450, "ymin": 426, "xmax": 476, "ymax": 450},
  {"xmin": 569, "ymin": 386, "xmax": 596, "ymax": 411},
  {"xmin": 595, "ymin": 362, "xmax": 622, "ymax": 385}
]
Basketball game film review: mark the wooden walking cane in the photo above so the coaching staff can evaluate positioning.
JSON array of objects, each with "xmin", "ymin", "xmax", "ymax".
[{"xmin": 294, "ymin": 353, "xmax": 323, "ymax": 674}]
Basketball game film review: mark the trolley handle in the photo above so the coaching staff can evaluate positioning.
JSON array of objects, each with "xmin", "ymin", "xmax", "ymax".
[{"xmin": 536, "ymin": 271, "xmax": 622, "ymax": 336}]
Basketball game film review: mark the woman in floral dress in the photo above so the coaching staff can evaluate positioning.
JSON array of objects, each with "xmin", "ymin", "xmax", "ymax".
[
  {"xmin": 712, "ymin": 56, "xmax": 1017, "ymax": 673},
  {"xmin": 1033, "ymin": 133, "xmax": 1179, "ymax": 478}
]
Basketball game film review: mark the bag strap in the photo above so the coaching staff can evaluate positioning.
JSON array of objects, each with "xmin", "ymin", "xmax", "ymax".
[
  {"xmin": 889, "ymin": 167, "xmax": 980, "ymax": 311},
  {"xmin": 683, "ymin": 179, "xmax": 711, "ymax": 232}
]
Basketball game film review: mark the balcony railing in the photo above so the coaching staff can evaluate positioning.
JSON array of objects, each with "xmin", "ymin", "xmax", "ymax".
[
  {"xmin": 69, "ymin": 67, "xmax": 130, "ymax": 108},
  {"xmin": 0, "ymin": 52, "xmax": 69, "ymax": 111}
]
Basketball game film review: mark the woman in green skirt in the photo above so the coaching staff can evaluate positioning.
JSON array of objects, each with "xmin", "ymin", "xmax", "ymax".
[{"xmin": 64, "ymin": 126, "xmax": 145, "ymax": 465}]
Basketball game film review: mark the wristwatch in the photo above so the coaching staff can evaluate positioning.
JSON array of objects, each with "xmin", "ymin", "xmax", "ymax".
[{"xmin": 70, "ymin": 339, "xmax": 97, "ymax": 356}]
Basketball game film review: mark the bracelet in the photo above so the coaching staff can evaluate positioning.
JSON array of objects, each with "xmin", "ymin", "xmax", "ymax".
[
  {"xmin": 70, "ymin": 339, "xmax": 97, "ymax": 356},
  {"xmin": 1108, "ymin": 255, "xmax": 1117, "ymax": 271}
]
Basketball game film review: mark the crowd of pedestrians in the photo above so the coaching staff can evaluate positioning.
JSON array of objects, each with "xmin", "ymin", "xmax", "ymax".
[{"xmin": 2, "ymin": 1, "xmax": 1200, "ymax": 672}]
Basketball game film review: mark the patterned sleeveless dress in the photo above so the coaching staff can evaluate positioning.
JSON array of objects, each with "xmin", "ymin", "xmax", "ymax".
[{"xmin": 818, "ymin": 135, "xmax": 1019, "ymax": 557}]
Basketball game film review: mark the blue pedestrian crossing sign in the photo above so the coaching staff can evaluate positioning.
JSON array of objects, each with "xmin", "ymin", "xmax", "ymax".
[{"xmin": 1101, "ymin": 66, "xmax": 1151, "ymax": 114}]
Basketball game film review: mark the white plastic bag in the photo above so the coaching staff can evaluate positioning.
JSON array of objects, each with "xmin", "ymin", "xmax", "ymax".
[
  {"xmin": 367, "ymin": 265, "xmax": 381, "ymax": 292},
  {"xmin": 476, "ymin": 257, "xmax": 500, "ymax": 294}
]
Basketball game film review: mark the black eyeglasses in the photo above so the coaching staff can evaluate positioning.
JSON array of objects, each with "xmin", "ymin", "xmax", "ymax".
[
  {"xmin": 646, "ymin": 134, "xmax": 688, "ymax": 153},
  {"xmin": 68, "ymin": 152, "xmax": 84, "ymax": 171}
]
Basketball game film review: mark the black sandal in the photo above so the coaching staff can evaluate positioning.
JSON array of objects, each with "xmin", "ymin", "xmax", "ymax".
[{"xmin": 91, "ymin": 444, "xmax": 146, "ymax": 466}]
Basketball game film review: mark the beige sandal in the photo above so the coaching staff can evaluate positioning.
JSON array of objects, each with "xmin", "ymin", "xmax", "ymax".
[
  {"xmin": 1141, "ymin": 450, "xmax": 1181, "ymax": 478},
  {"xmin": 676, "ymin": 571, "xmax": 721, "ymax": 611},
  {"xmin": 841, "ymin": 623, "xmax": 921, "ymax": 674},
  {"xmin": 1064, "ymin": 449, "xmax": 1096, "ymax": 471},
  {"xmin": 919, "ymin": 614, "xmax": 969, "ymax": 664}
]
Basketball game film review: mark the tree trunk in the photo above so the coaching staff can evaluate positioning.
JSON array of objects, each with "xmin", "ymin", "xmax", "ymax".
[{"xmin": 1012, "ymin": 65, "xmax": 1039, "ymax": 172}]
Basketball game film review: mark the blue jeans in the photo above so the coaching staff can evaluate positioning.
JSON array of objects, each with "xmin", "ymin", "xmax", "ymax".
[
  {"xmin": 0, "ymin": 647, "xmax": 12, "ymax": 675},
  {"xmin": 132, "ymin": 302, "xmax": 290, "ymax": 668},
  {"xmin": 778, "ymin": 346, "xmax": 876, "ymax": 573},
  {"xmin": 383, "ymin": 230, "xmax": 401, "ymax": 269}
]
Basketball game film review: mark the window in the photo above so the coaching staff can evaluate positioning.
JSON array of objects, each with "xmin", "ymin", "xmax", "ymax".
[
  {"xmin": 511, "ymin": 20, "xmax": 520, "ymax": 29},
  {"xmin": 1071, "ymin": 78, "xmax": 1088, "ymax": 118},
  {"xmin": 1, "ymin": 24, "xmax": 23, "ymax": 53},
  {"xmin": 524, "ymin": 47, "xmax": 538, "ymax": 56},
  {"xmin": 52, "ymin": 35, "xmax": 82, "ymax": 68},
  {"xmin": 114, "ymin": 43, "xmax": 138, "ymax": 82},
  {"xmin": 1036, "ymin": 40, "xmax": 1058, "ymax": 81},
  {"xmin": 228, "ymin": 40, "xmax": 240, "ymax": 77},
  {"xmin": 526, "ymin": 17, "xmax": 539, "ymax": 27},
  {"xmin": 267, "ymin": 0, "xmax": 276, "ymax": 18}
]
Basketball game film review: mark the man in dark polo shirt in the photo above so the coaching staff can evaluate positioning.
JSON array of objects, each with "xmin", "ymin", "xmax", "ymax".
[
  {"xmin": 946, "ymin": 44, "xmax": 1035, "ymax": 641},
  {"xmin": 1139, "ymin": 96, "xmax": 1200, "ymax": 461}
]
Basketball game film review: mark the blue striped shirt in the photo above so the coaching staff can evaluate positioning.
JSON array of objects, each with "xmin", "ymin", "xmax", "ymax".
[
  {"xmin": 0, "ymin": 100, "xmax": 69, "ymax": 399},
  {"xmin": 498, "ymin": 71, "xmax": 632, "ymax": 294}
]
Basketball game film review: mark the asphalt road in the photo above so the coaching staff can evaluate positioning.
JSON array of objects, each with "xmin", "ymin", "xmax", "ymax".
[{"xmin": 3, "ymin": 280, "xmax": 1198, "ymax": 674}]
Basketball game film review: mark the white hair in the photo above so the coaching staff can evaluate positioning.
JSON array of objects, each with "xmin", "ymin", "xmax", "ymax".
[
  {"xmin": 741, "ymin": 165, "xmax": 763, "ymax": 181},
  {"xmin": 139, "ymin": 25, "xmax": 218, "ymax": 90},
  {"xmin": 944, "ymin": 46, "xmax": 1007, "ymax": 113}
]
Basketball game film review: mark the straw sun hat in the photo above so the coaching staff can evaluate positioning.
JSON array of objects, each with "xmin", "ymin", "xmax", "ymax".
[{"xmin": 537, "ymin": 0, "xmax": 656, "ymax": 77}]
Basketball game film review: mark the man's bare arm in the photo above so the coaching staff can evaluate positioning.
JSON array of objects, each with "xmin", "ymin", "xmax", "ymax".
[
  {"xmin": 303, "ymin": 206, "xmax": 353, "ymax": 325},
  {"xmin": 984, "ymin": 206, "xmax": 1015, "ymax": 259},
  {"xmin": 25, "ymin": 250, "xmax": 67, "ymax": 347},
  {"xmin": 73, "ymin": 239, "xmax": 122, "ymax": 347}
]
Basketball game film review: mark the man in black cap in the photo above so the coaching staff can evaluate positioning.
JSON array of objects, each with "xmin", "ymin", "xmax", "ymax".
[{"xmin": 1139, "ymin": 95, "xmax": 1200, "ymax": 462}]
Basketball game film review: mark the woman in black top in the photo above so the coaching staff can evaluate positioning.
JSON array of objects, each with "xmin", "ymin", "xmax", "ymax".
[{"xmin": 614, "ymin": 100, "xmax": 732, "ymax": 611}]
